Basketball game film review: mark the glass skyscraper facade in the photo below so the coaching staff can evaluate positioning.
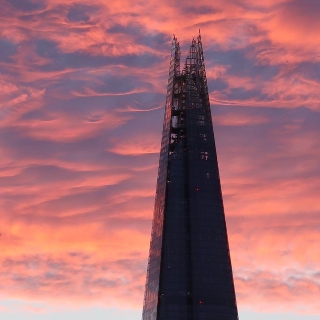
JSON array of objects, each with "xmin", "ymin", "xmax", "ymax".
[{"xmin": 142, "ymin": 34, "xmax": 239, "ymax": 320}]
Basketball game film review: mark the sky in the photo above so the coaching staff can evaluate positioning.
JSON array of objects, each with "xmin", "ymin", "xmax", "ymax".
[{"xmin": 0, "ymin": 0, "xmax": 319, "ymax": 319}]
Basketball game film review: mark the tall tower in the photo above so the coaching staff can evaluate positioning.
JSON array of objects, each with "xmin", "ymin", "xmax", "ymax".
[{"xmin": 142, "ymin": 34, "xmax": 238, "ymax": 320}]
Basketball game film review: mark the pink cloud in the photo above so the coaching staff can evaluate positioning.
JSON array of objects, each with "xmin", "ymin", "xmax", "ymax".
[
  {"xmin": 0, "ymin": 0, "xmax": 319, "ymax": 318},
  {"xmin": 108, "ymin": 134, "xmax": 160, "ymax": 156},
  {"xmin": 214, "ymin": 113, "xmax": 269, "ymax": 126},
  {"xmin": 17, "ymin": 112, "xmax": 129, "ymax": 142},
  {"xmin": 72, "ymin": 87, "xmax": 149, "ymax": 97}
]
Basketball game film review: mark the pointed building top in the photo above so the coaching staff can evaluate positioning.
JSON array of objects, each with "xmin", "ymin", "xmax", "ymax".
[
  {"xmin": 198, "ymin": 29, "xmax": 202, "ymax": 43},
  {"xmin": 142, "ymin": 32, "xmax": 239, "ymax": 320}
]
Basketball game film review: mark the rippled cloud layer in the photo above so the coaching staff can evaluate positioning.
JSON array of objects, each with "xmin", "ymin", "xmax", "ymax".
[{"xmin": 0, "ymin": 0, "xmax": 319, "ymax": 318}]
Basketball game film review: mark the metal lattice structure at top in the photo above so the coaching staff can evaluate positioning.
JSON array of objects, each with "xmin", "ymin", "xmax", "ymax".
[{"xmin": 142, "ymin": 34, "xmax": 239, "ymax": 320}]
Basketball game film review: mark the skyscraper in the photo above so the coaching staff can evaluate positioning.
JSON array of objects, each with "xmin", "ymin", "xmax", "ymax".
[{"xmin": 142, "ymin": 34, "xmax": 238, "ymax": 320}]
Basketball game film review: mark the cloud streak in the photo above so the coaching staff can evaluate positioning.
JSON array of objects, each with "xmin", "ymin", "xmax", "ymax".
[{"xmin": 0, "ymin": 0, "xmax": 319, "ymax": 319}]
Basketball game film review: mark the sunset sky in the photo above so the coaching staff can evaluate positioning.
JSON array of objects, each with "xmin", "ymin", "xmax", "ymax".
[{"xmin": 0, "ymin": 0, "xmax": 319, "ymax": 319}]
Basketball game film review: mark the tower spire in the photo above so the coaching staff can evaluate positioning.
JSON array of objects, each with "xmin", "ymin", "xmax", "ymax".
[{"xmin": 142, "ymin": 34, "xmax": 239, "ymax": 320}]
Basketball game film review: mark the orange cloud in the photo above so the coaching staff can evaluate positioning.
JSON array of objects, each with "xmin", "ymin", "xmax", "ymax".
[
  {"xmin": 214, "ymin": 113, "xmax": 269, "ymax": 126},
  {"xmin": 108, "ymin": 135, "xmax": 160, "ymax": 156},
  {"xmin": 18, "ymin": 112, "xmax": 129, "ymax": 142},
  {"xmin": 0, "ymin": 0, "xmax": 319, "ymax": 317}
]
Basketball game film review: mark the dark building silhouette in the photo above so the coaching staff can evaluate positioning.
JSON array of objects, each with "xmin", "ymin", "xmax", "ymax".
[{"xmin": 142, "ymin": 34, "xmax": 238, "ymax": 320}]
